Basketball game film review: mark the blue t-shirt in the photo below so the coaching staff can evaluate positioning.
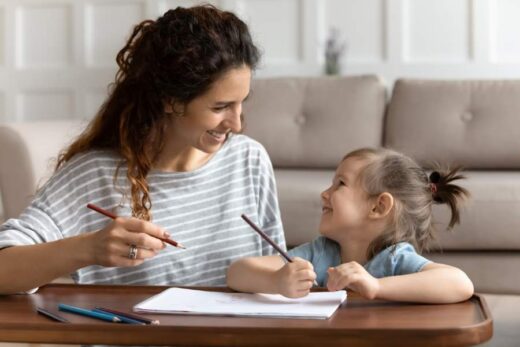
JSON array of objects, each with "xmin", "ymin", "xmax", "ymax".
[{"xmin": 287, "ymin": 236, "xmax": 431, "ymax": 287}]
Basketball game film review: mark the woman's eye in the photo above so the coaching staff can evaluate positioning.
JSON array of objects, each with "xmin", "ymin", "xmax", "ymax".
[
  {"xmin": 338, "ymin": 180, "xmax": 346, "ymax": 186},
  {"xmin": 213, "ymin": 106, "xmax": 227, "ymax": 112}
]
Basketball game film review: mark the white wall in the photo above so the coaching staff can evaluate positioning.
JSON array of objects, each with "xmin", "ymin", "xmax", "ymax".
[{"xmin": 1, "ymin": 0, "xmax": 520, "ymax": 121}]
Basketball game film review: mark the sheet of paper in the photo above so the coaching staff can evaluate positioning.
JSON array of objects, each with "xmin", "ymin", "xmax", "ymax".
[{"xmin": 134, "ymin": 288, "xmax": 347, "ymax": 319}]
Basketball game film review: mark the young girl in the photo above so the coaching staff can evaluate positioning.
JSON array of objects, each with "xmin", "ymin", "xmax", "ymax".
[{"xmin": 227, "ymin": 148, "xmax": 474, "ymax": 303}]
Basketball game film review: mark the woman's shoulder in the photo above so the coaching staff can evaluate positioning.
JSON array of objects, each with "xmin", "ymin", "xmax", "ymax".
[
  {"xmin": 227, "ymin": 134, "xmax": 267, "ymax": 152},
  {"xmin": 43, "ymin": 150, "xmax": 121, "ymax": 190},
  {"xmin": 366, "ymin": 242, "xmax": 430, "ymax": 277}
]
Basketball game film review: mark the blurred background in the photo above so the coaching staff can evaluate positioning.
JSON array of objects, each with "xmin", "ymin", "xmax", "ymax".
[{"xmin": 1, "ymin": 0, "xmax": 520, "ymax": 122}]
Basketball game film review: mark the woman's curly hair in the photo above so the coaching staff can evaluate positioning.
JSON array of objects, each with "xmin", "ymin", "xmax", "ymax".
[{"xmin": 55, "ymin": 5, "xmax": 260, "ymax": 220}]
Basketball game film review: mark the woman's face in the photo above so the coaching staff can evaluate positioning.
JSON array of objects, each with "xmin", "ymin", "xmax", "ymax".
[{"xmin": 167, "ymin": 65, "xmax": 251, "ymax": 154}]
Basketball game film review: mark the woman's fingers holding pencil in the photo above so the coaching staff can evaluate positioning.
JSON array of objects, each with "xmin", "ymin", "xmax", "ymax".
[{"xmin": 88, "ymin": 217, "xmax": 164, "ymax": 267}]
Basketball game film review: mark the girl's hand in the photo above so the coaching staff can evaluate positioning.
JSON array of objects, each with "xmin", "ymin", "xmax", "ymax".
[
  {"xmin": 87, "ymin": 217, "xmax": 167, "ymax": 267},
  {"xmin": 326, "ymin": 262, "xmax": 380, "ymax": 299},
  {"xmin": 274, "ymin": 257, "xmax": 316, "ymax": 298}
]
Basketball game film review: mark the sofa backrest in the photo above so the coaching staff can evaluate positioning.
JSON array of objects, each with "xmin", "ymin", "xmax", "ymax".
[
  {"xmin": 243, "ymin": 75, "xmax": 386, "ymax": 168},
  {"xmin": 385, "ymin": 79, "xmax": 520, "ymax": 169},
  {"xmin": 0, "ymin": 120, "xmax": 84, "ymax": 220}
]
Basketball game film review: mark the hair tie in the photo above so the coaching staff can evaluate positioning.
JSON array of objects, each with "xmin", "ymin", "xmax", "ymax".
[{"xmin": 429, "ymin": 171, "xmax": 441, "ymax": 183}]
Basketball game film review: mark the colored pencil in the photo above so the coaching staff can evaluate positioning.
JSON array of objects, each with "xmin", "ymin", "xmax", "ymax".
[
  {"xmin": 241, "ymin": 214, "xmax": 319, "ymax": 286},
  {"xmin": 58, "ymin": 303, "xmax": 121, "ymax": 323},
  {"xmin": 37, "ymin": 307, "xmax": 69, "ymax": 323},
  {"xmin": 95, "ymin": 307, "xmax": 160, "ymax": 325},
  {"xmin": 87, "ymin": 203, "xmax": 186, "ymax": 249},
  {"xmin": 92, "ymin": 308, "xmax": 145, "ymax": 325}
]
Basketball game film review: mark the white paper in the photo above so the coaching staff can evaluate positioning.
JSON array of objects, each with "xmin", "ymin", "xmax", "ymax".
[{"xmin": 133, "ymin": 288, "xmax": 347, "ymax": 319}]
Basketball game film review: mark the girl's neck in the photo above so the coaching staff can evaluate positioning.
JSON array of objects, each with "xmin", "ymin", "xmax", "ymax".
[{"xmin": 338, "ymin": 238, "xmax": 371, "ymax": 265}]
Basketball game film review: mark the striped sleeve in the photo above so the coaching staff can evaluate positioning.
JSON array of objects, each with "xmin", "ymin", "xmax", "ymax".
[{"xmin": 254, "ymin": 143, "xmax": 286, "ymax": 254}]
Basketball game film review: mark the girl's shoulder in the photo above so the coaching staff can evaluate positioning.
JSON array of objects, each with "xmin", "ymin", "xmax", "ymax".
[{"xmin": 365, "ymin": 242, "xmax": 430, "ymax": 277}]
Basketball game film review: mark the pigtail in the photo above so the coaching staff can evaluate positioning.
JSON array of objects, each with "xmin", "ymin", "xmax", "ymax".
[{"xmin": 429, "ymin": 167, "xmax": 470, "ymax": 229}]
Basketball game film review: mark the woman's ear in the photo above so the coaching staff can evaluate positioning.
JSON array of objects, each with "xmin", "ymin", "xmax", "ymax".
[
  {"xmin": 164, "ymin": 99, "xmax": 184, "ymax": 116},
  {"xmin": 369, "ymin": 192, "xmax": 394, "ymax": 219}
]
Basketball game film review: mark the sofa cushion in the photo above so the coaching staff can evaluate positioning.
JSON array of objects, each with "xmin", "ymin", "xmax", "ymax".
[
  {"xmin": 244, "ymin": 75, "xmax": 386, "ymax": 168},
  {"xmin": 275, "ymin": 169, "xmax": 333, "ymax": 247},
  {"xmin": 385, "ymin": 79, "xmax": 520, "ymax": 169},
  {"xmin": 0, "ymin": 120, "xmax": 84, "ymax": 220}
]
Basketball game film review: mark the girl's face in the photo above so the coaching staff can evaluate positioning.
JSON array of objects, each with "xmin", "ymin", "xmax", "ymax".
[
  {"xmin": 167, "ymin": 65, "xmax": 251, "ymax": 154},
  {"xmin": 319, "ymin": 157, "xmax": 373, "ymax": 242}
]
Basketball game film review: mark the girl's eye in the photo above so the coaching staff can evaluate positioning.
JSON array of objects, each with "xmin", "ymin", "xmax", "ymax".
[{"xmin": 339, "ymin": 180, "xmax": 346, "ymax": 186}]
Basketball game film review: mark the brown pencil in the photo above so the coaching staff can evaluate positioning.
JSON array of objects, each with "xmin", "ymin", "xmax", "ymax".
[
  {"xmin": 87, "ymin": 203, "xmax": 186, "ymax": 249},
  {"xmin": 241, "ymin": 214, "xmax": 319, "ymax": 286}
]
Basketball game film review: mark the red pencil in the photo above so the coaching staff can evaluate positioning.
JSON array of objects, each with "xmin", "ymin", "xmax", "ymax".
[{"xmin": 87, "ymin": 203, "xmax": 186, "ymax": 249}]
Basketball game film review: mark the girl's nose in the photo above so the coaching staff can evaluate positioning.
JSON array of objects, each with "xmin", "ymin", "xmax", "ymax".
[{"xmin": 321, "ymin": 187, "xmax": 331, "ymax": 201}]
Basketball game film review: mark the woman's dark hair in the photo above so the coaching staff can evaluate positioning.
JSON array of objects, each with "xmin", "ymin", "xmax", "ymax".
[
  {"xmin": 55, "ymin": 5, "xmax": 260, "ymax": 220},
  {"xmin": 344, "ymin": 148, "xmax": 470, "ymax": 259}
]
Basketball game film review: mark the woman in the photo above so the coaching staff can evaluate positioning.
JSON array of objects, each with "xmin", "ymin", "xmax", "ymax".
[{"xmin": 0, "ymin": 5, "xmax": 285, "ymax": 294}]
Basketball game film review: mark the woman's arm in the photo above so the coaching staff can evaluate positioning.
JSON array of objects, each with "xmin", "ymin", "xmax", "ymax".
[
  {"xmin": 0, "ymin": 217, "xmax": 167, "ymax": 294},
  {"xmin": 0, "ymin": 234, "xmax": 90, "ymax": 294},
  {"xmin": 376, "ymin": 263, "xmax": 474, "ymax": 303},
  {"xmin": 227, "ymin": 255, "xmax": 316, "ymax": 298}
]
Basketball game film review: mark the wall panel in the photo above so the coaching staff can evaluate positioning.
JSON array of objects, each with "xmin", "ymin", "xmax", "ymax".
[
  {"xmin": 16, "ymin": 3, "xmax": 72, "ymax": 68},
  {"xmin": 0, "ymin": 0, "xmax": 519, "ymax": 122}
]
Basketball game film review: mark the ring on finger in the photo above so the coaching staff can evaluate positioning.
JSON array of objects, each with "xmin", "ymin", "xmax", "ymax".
[{"xmin": 128, "ymin": 244, "xmax": 138, "ymax": 260}]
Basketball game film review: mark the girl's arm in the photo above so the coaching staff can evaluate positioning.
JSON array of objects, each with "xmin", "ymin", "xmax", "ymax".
[
  {"xmin": 327, "ymin": 262, "xmax": 474, "ymax": 303},
  {"xmin": 376, "ymin": 263, "xmax": 474, "ymax": 303},
  {"xmin": 227, "ymin": 255, "xmax": 316, "ymax": 298}
]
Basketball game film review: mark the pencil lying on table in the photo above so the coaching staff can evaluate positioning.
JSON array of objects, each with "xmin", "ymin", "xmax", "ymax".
[
  {"xmin": 95, "ymin": 307, "xmax": 160, "ymax": 325},
  {"xmin": 241, "ymin": 214, "xmax": 319, "ymax": 286},
  {"xmin": 58, "ymin": 303, "xmax": 121, "ymax": 323},
  {"xmin": 87, "ymin": 203, "xmax": 185, "ymax": 249}
]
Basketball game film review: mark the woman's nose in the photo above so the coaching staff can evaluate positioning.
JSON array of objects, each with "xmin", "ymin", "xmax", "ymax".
[{"xmin": 226, "ymin": 105, "xmax": 242, "ymax": 132}]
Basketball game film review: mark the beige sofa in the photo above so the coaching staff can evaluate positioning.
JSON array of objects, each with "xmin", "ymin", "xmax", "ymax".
[{"xmin": 1, "ymin": 75, "xmax": 519, "ymax": 346}]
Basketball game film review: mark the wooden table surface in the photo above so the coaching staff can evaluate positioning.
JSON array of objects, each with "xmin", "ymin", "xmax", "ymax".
[{"xmin": 0, "ymin": 284, "xmax": 492, "ymax": 346}]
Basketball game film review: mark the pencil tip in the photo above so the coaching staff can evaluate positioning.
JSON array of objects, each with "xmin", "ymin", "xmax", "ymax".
[{"xmin": 178, "ymin": 244, "xmax": 186, "ymax": 249}]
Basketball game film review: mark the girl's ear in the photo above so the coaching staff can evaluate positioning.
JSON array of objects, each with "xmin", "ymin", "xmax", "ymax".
[{"xmin": 369, "ymin": 192, "xmax": 394, "ymax": 219}]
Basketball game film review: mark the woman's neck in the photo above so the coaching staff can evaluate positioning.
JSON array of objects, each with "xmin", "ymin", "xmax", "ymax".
[{"xmin": 154, "ymin": 146, "xmax": 214, "ymax": 172}]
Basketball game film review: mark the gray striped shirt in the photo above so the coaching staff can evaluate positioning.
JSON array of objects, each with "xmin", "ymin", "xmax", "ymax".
[{"xmin": 0, "ymin": 134, "xmax": 285, "ymax": 286}]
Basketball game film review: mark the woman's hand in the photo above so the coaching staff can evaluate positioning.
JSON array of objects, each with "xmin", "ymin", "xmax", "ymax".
[
  {"xmin": 326, "ymin": 262, "xmax": 380, "ymax": 299},
  {"xmin": 87, "ymin": 217, "xmax": 168, "ymax": 267},
  {"xmin": 274, "ymin": 257, "xmax": 316, "ymax": 298}
]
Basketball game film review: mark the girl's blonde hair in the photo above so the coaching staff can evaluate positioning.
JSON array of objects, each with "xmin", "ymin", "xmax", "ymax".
[{"xmin": 344, "ymin": 148, "xmax": 469, "ymax": 260}]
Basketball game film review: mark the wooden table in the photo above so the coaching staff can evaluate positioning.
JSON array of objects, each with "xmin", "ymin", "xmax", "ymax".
[{"xmin": 0, "ymin": 284, "xmax": 492, "ymax": 346}]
